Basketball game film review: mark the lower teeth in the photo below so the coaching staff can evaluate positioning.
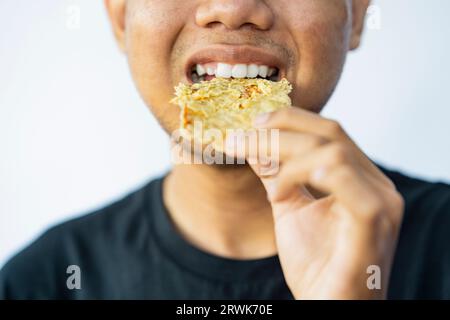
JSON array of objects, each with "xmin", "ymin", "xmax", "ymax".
[{"xmin": 191, "ymin": 72, "xmax": 279, "ymax": 83}]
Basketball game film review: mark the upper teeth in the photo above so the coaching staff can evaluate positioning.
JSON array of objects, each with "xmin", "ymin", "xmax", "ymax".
[
  {"xmin": 195, "ymin": 63, "xmax": 277, "ymax": 79},
  {"xmin": 196, "ymin": 64, "xmax": 206, "ymax": 76}
]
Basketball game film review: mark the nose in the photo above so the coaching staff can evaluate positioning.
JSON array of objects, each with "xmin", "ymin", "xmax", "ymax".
[{"xmin": 196, "ymin": 0, "xmax": 274, "ymax": 31}]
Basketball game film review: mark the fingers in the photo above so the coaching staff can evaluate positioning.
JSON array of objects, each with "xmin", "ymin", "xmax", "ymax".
[
  {"xmin": 271, "ymin": 142, "xmax": 384, "ymax": 222},
  {"xmin": 253, "ymin": 107, "xmax": 348, "ymax": 141},
  {"xmin": 264, "ymin": 131, "xmax": 327, "ymax": 161},
  {"xmin": 225, "ymin": 129, "xmax": 327, "ymax": 165},
  {"xmin": 256, "ymin": 175, "xmax": 316, "ymax": 216},
  {"xmin": 223, "ymin": 109, "xmax": 398, "ymax": 218},
  {"xmin": 254, "ymin": 108, "xmax": 395, "ymax": 190}
]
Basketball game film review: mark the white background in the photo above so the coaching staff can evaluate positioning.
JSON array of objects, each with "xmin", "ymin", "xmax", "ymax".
[{"xmin": 1, "ymin": 0, "xmax": 449, "ymax": 267}]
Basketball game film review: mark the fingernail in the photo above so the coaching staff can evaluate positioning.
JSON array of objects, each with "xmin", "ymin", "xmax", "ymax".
[{"xmin": 253, "ymin": 112, "xmax": 271, "ymax": 127}]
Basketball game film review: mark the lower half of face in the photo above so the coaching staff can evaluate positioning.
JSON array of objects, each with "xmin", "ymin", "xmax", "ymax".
[{"xmin": 124, "ymin": 0, "xmax": 352, "ymax": 135}]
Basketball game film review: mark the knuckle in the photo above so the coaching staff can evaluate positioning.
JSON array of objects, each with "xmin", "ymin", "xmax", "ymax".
[
  {"xmin": 382, "ymin": 175, "xmax": 396, "ymax": 189},
  {"xmin": 360, "ymin": 193, "xmax": 403, "ymax": 229},
  {"xmin": 367, "ymin": 200, "xmax": 384, "ymax": 216},
  {"xmin": 389, "ymin": 191, "xmax": 405, "ymax": 222},
  {"xmin": 307, "ymin": 136, "xmax": 326, "ymax": 149},
  {"xmin": 326, "ymin": 119, "xmax": 344, "ymax": 137},
  {"xmin": 328, "ymin": 143, "xmax": 350, "ymax": 165},
  {"xmin": 272, "ymin": 108, "xmax": 294, "ymax": 123},
  {"xmin": 360, "ymin": 199, "xmax": 384, "ymax": 222},
  {"xmin": 334, "ymin": 164, "xmax": 354, "ymax": 181},
  {"xmin": 391, "ymin": 191, "xmax": 405, "ymax": 210}
]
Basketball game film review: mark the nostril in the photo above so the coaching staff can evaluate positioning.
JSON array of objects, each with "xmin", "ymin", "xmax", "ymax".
[
  {"xmin": 205, "ymin": 21, "xmax": 225, "ymax": 29},
  {"xmin": 199, "ymin": 16, "xmax": 250, "ymax": 31},
  {"xmin": 240, "ymin": 22, "xmax": 260, "ymax": 30}
]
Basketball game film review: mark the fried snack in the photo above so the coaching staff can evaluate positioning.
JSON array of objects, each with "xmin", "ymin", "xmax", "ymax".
[{"xmin": 171, "ymin": 77, "xmax": 292, "ymax": 149}]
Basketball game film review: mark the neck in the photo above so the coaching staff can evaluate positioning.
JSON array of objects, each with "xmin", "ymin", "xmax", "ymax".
[{"xmin": 163, "ymin": 163, "xmax": 276, "ymax": 259}]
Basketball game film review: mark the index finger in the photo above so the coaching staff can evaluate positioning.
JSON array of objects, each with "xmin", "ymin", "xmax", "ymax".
[{"xmin": 253, "ymin": 107, "xmax": 348, "ymax": 141}]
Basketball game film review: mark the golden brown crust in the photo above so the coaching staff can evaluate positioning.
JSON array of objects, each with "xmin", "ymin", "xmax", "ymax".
[{"xmin": 171, "ymin": 78, "xmax": 292, "ymax": 149}]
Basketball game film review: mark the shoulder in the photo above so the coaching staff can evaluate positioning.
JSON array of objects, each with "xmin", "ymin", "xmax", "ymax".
[
  {"xmin": 379, "ymin": 164, "xmax": 450, "ymax": 209},
  {"xmin": 0, "ymin": 176, "xmax": 163, "ymax": 299},
  {"xmin": 378, "ymin": 164, "xmax": 450, "ymax": 227},
  {"xmin": 379, "ymin": 163, "xmax": 450, "ymax": 243},
  {"xmin": 377, "ymin": 164, "xmax": 450, "ymax": 298}
]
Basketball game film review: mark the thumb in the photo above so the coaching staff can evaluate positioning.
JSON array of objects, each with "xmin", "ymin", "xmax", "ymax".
[{"xmin": 247, "ymin": 161, "xmax": 315, "ymax": 210}]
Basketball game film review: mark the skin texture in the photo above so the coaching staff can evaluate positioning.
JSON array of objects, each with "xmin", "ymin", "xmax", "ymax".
[
  {"xmin": 105, "ymin": 0, "xmax": 404, "ymax": 299},
  {"xmin": 106, "ymin": 0, "xmax": 366, "ymax": 131}
]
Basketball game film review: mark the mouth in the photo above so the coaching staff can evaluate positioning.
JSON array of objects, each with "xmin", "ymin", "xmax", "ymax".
[{"xmin": 185, "ymin": 45, "xmax": 285, "ymax": 84}]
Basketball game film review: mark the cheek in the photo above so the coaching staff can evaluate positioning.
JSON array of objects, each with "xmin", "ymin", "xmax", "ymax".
[
  {"xmin": 124, "ymin": 2, "xmax": 187, "ymax": 133},
  {"xmin": 283, "ymin": 1, "xmax": 351, "ymax": 112}
]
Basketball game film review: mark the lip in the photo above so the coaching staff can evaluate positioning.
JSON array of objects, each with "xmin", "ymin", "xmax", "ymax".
[{"xmin": 184, "ymin": 45, "xmax": 287, "ymax": 83}]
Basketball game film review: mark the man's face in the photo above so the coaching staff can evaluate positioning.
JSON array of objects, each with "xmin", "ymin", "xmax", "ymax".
[{"xmin": 106, "ymin": 0, "xmax": 369, "ymax": 134}]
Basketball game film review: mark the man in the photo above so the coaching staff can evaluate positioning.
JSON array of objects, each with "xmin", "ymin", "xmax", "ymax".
[{"xmin": 1, "ymin": 0, "xmax": 449, "ymax": 299}]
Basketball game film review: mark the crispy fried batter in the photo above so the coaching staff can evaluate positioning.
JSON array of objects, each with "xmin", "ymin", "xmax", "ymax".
[{"xmin": 171, "ymin": 78, "xmax": 292, "ymax": 149}]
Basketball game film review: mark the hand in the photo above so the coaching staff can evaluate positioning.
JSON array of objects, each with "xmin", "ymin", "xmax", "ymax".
[{"xmin": 225, "ymin": 107, "xmax": 404, "ymax": 299}]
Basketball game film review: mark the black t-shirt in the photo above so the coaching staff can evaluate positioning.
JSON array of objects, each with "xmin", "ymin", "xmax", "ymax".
[{"xmin": 1, "ymin": 164, "xmax": 450, "ymax": 299}]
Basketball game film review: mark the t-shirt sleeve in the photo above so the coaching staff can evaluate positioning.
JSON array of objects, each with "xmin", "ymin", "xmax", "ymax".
[
  {"xmin": 0, "ymin": 227, "xmax": 64, "ymax": 300},
  {"xmin": 389, "ymin": 177, "xmax": 450, "ymax": 299},
  {"xmin": 0, "ymin": 264, "xmax": 7, "ymax": 299}
]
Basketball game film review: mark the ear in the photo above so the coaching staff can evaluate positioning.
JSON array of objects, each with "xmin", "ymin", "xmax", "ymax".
[
  {"xmin": 104, "ymin": 0, "xmax": 127, "ymax": 52},
  {"xmin": 349, "ymin": 0, "xmax": 371, "ymax": 50}
]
